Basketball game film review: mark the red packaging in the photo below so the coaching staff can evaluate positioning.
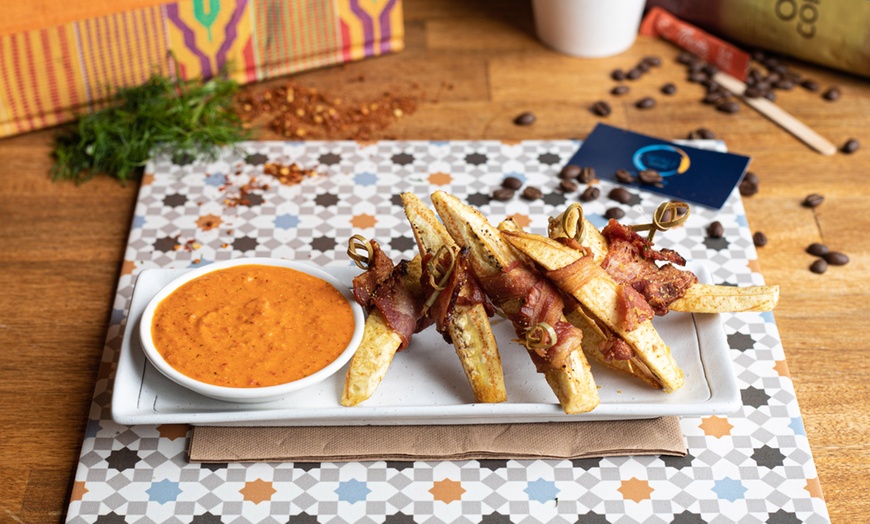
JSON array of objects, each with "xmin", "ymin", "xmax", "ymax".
[{"xmin": 639, "ymin": 7, "xmax": 750, "ymax": 81}]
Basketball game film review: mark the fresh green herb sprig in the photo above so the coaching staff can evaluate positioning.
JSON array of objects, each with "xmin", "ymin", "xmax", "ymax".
[{"xmin": 52, "ymin": 70, "xmax": 248, "ymax": 184}]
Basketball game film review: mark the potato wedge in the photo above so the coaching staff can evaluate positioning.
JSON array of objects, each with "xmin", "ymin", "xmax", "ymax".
[
  {"xmin": 669, "ymin": 283, "xmax": 780, "ymax": 313},
  {"xmin": 341, "ymin": 309, "xmax": 404, "ymax": 406},
  {"xmin": 401, "ymin": 192, "xmax": 507, "ymax": 403},
  {"xmin": 501, "ymin": 229, "xmax": 684, "ymax": 393},
  {"xmin": 431, "ymin": 191, "xmax": 599, "ymax": 413}
]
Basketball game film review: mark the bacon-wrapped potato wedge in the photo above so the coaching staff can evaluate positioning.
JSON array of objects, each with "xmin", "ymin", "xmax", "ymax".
[
  {"xmin": 549, "ymin": 204, "xmax": 779, "ymax": 314},
  {"xmin": 341, "ymin": 239, "xmax": 428, "ymax": 407},
  {"xmin": 499, "ymin": 219, "xmax": 663, "ymax": 389},
  {"xmin": 401, "ymin": 193, "xmax": 507, "ymax": 403},
  {"xmin": 430, "ymin": 191, "xmax": 600, "ymax": 414},
  {"xmin": 501, "ymin": 229, "xmax": 685, "ymax": 393}
]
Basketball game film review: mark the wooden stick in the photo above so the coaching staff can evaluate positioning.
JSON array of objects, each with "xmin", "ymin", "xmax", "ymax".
[{"xmin": 713, "ymin": 72, "xmax": 837, "ymax": 156}]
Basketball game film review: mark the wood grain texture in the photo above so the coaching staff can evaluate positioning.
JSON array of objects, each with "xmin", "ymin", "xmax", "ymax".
[{"xmin": 1, "ymin": 0, "xmax": 867, "ymax": 521}]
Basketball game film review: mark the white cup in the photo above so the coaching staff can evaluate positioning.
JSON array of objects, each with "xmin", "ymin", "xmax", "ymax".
[{"xmin": 532, "ymin": 0, "xmax": 647, "ymax": 58}]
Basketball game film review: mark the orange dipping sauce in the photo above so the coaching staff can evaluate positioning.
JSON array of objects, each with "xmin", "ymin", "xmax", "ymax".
[{"xmin": 151, "ymin": 264, "xmax": 355, "ymax": 388}]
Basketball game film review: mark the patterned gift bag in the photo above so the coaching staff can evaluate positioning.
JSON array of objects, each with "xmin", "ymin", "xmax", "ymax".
[{"xmin": 0, "ymin": 0, "xmax": 404, "ymax": 137}]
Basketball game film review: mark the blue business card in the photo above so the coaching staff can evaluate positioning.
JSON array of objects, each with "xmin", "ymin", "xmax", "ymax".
[{"xmin": 567, "ymin": 124, "xmax": 751, "ymax": 209}]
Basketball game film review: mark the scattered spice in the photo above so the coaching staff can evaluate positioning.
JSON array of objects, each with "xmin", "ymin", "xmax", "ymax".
[
  {"xmin": 236, "ymin": 81, "xmax": 419, "ymax": 141},
  {"xmin": 264, "ymin": 162, "xmax": 322, "ymax": 186}
]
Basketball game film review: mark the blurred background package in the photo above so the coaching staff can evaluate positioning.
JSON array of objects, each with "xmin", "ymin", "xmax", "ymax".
[
  {"xmin": 0, "ymin": 0, "xmax": 404, "ymax": 138},
  {"xmin": 647, "ymin": 0, "xmax": 870, "ymax": 77}
]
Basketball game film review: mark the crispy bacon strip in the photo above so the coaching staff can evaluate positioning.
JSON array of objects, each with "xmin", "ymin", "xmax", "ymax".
[
  {"xmin": 479, "ymin": 261, "xmax": 578, "ymax": 369},
  {"xmin": 351, "ymin": 239, "xmax": 394, "ymax": 307},
  {"xmin": 420, "ymin": 248, "xmax": 489, "ymax": 340},
  {"xmin": 369, "ymin": 260, "xmax": 429, "ymax": 350},
  {"xmin": 601, "ymin": 219, "xmax": 698, "ymax": 316},
  {"xmin": 351, "ymin": 240, "xmax": 429, "ymax": 350}
]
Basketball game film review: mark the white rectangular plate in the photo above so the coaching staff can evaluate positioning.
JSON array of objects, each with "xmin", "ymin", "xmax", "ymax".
[{"xmin": 111, "ymin": 262, "xmax": 740, "ymax": 426}]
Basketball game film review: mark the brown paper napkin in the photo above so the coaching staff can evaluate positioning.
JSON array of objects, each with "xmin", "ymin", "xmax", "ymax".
[{"xmin": 188, "ymin": 417, "xmax": 685, "ymax": 463}]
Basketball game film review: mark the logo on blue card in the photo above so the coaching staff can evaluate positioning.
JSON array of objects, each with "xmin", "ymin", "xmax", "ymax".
[{"xmin": 632, "ymin": 145, "xmax": 690, "ymax": 177}]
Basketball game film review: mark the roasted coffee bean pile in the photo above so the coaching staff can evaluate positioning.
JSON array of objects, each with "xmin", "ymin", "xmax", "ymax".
[
  {"xmin": 490, "ymin": 175, "xmax": 547, "ymax": 203},
  {"xmin": 805, "ymin": 242, "xmax": 849, "ymax": 274},
  {"xmin": 592, "ymin": 56, "xmax": 665, "ymax": 117}
]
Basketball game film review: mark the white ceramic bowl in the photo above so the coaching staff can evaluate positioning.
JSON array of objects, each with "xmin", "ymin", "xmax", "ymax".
[{"xmin": 138, "ymin": 258, "xmax": 364, "ymax": 403}]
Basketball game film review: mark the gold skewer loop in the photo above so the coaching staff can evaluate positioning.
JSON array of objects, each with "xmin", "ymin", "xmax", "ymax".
[
  {"xmin": 629, "ymin": 201, "xmax": 691, "ymax": 241},
  {"xmin": 347, "ymin": 234, "xmax": 373, "ymax": 270},
  {"xmin": 423, "ymin": 245, "xmax": 458, "ymax": 310},
  {"xmin": 523, "ymin": 322, "xmax": 558, "ymax": 351},
  {"xmin": 547, "ymin": 203, "xmax": 585, "ymax": 241}
]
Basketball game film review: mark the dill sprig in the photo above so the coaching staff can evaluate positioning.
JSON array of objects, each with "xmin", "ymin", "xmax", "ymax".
[{"xmin": 51, "ymin": 68, "xmax": 248, "ymax": 184}]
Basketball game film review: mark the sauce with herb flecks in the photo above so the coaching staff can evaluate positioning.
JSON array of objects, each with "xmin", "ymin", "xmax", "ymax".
[{"xmin": 151, "ymin": 265, "xmax": 354, "ymax": 388}]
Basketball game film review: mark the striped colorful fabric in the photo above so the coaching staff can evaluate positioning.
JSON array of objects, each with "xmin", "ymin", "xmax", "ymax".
[{"xmin": 0, "ymin": 0, "xmax": 404, "ymax": 138}]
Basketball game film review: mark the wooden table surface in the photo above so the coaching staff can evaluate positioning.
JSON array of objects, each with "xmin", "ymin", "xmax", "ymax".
[{"xmin": 1, "ymin": 1, "xmax": 867, "ymax": 522}]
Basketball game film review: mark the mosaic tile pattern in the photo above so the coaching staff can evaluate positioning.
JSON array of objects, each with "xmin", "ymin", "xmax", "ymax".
[{"xmin": 66, "ymin": 141, "xmax": 830, "ymax": 523}]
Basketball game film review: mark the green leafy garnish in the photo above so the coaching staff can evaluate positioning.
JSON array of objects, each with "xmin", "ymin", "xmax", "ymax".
[{"xmin": 51, "ymin": 69, "xmax": 248, "ymax": 184}]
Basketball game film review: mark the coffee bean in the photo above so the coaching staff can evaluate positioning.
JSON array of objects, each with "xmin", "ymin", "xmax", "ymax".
[
  {"xmin": 800, "ymin": 79, "xmax": 820, "ymax": 92},
  {"xmin": 492, "ymin": 188, "xmax": 514, "ymax": 201},
  {"xmin": 774, "ymin": 78, "xmax": 795, "ymax": 90},
  {"xmin": 502, "ymin": 176, "xmax": 523, "ymax": 190},
  {"xmin": 559, "ymin": 179, "xmax": 578, "ymax": 192},
  {"xmin": 591, "ymin": 100, "xmax": 612, "ymax": 117},
  {"xmin": 676, "ymin": 52, "xmax": 694, "ymax": 64},
  {"xmin": 707, "ymin": 221, "xmax": 724, "ymax": 238},
  {"xmin": 764, "ymin": 91, "xmax": 777, "ymax": 102},
  {"xmin": 636, "ymin": 97, "xmax": 656, "ymax": 109},
  {"xmin": 609, "ymin": 187, "xmax": 632, "ymax": 204},
  {"xmin": 744, "ymin": 172, "xmax": 759, "ymax": 185},
  {"xmin": 605, "ymin": 207, "xmax": 625, "ymax": 220},
  {"xmin": 823, "ymin": 252, "xmax": 849, "ymax": 266},
  {"xmin": 809, "ymin": 259, "xmax": 828, "ymax": 274},
  {"xmin": 611, "ymin": 85, "xmax": 630, "ymax": 96},
  {"xmin": 717, "ymin": 101, "xmax": 740, "ymax": 113},
  {"xmin": 803, "ymin": 193, "xmax": 827, "ymax": 209},
  {"xmin": 661, "ymin": 83, "xmax": 677, "ymax": 95},
  {"xmin": 688, "ymin": 72, "xmax": 709, "ymax": 84},
  {"xmin": 578, "ymin": 167, "xmax": 597, "ymax": 183},
  {"xmin": 753, "ymin": 231, "xmax": 767, "ymax": 247},
  {"xmin": 513, "ymin": 112, "xmax": 536, "ymax": 126},
  {"xmin": 643, "ymin": 55, "xmax": 662, "ymax": 67},
  {"xmin": 688, "ymin": 128, "xmax": 717, "ymax": 140},
  {"xmin": 611, "ymin": 69, "xmax": 626, "ymax": 81},
  {"xmin": 744, "ymin": 86, "xmax": 764, "ymax": 99},
  {"xmin": 703, "ymin": 92, "xmax": 725, "ymax": 105},
  {"xmin": 626, "ymin": 68, "xmax": 642, "ymax": 80},
  {"xmin": 559, "ymin": 165, "xmax": 581, "ymax": 180},
  {"xmin": 521, "ymin": 186, "xmax": 543, "ymax": 201},
  {"xmin": 842, "ymin": 139, "xmax": 860, "ymax": 154},
  {"xmin": 614, "ymin": 169, "xmax": 634, "ymax": 184},
  {"xmin": 806, "ymin": 243, "xmax": 829, "ymax": 256},
  {"xmin": 580, "ymin": 186, "xmax": 600, "ymax": 202},
  {"xmin": 822, "ymin": 87, "xmax": 841, "ymax": 101},
  {"xmin": 638, "ymin": 169, "xmax": 663, "ymax": 184},
  {"xmin": 739, "ymin": 180, "xmax": 758, "ymax": 196},
  {"xmin": 802, "ymin": 193, "xmax": 824, "ymax": 208}
]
